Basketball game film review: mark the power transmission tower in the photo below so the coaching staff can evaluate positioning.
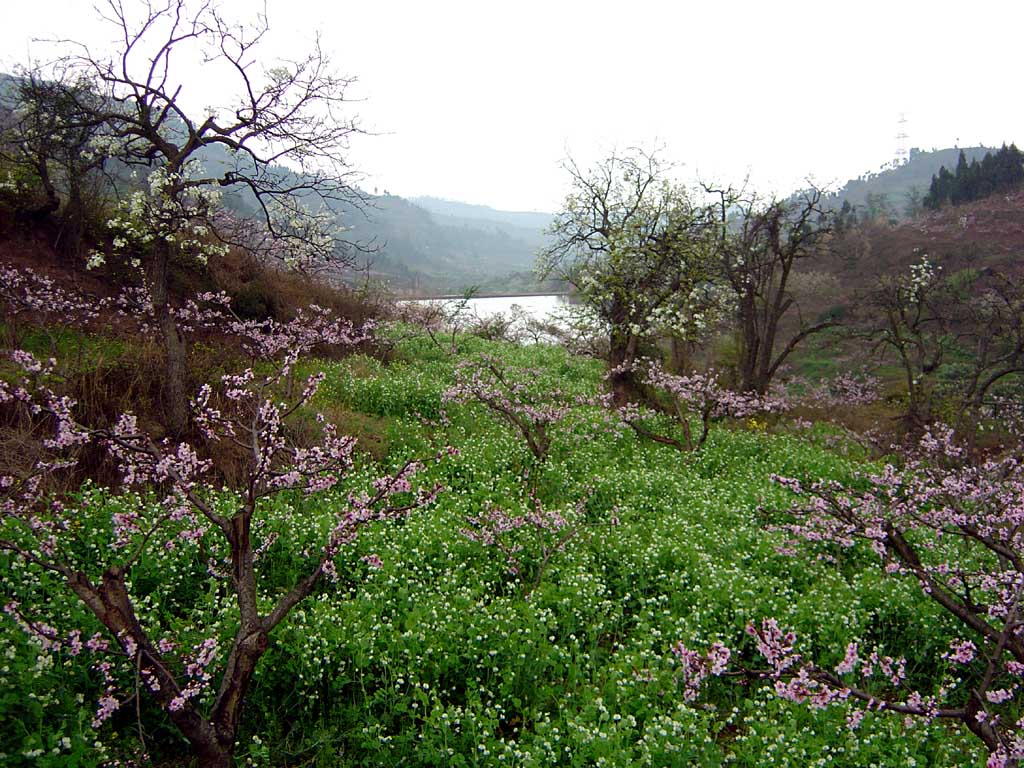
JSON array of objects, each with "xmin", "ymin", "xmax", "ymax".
[{"xmin": 895, "ymin": 113, "xmax": 909, "ymax": 166}]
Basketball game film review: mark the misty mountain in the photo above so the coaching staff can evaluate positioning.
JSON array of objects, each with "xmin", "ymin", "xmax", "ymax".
[
  {"xmin": 201, "ymin": 146, "xmax": 552, "ymax": 293},
  {"xmin": 411, "ymin": 196, "xmax": 552, "ymax": 235},
  {"xmin": 340, "ymin": 195, "xmax": 552, "ymax": 294},
  {"xmin": 2, "ymin": 71, "xmax": 553, "ymax": 294},
  {"xmin": 182, "ymin": 140, "xmax": 550, "ymax": 294}
]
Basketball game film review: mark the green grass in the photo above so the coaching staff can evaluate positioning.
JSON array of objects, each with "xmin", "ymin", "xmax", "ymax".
[{"xmin": 0, "ymin": 328, "xmax": 986, "ymax": 767}]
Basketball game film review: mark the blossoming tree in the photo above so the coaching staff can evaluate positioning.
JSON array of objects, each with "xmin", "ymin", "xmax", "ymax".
[
  {"xmin": 537, "ymin": 150, "xmax": 723, "ymax": 405},
  {"xmin": 20, "ymin": 0, "xmax": 367, "ymax": 434},
  {"xmin": 865, "ymin": 255, "xmax": 1024, "ymax": 438},
  {"xmin": 0, "ymin": 69, "xmax": 110, "ymax": 260},
  {"xmin": 0, "ymin": 268, "xmax": 446, "ymax": 767},
  {"xmin": 619, "ymin": 359, "xmax": 788, "ymax": 452},
  {"xmin": 759, "ymin": 425, "xmax": 1024, "ymax": 765}
]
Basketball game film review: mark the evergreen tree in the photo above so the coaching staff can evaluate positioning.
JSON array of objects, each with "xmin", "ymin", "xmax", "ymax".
[
  {"xmin": 922, "ymin": 145, "xmax": 1023, "ymax": 209},
  {"xmin": 951, "ymin": 149, "xmax": 969, "ymax": 204}
]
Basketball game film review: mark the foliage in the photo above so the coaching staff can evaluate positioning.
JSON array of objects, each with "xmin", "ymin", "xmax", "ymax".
[
  {"xmin": 3, "ymin": 299, "xmax": 1005, "ymax": 766},
  {"xmin": 10, "ymin": 5, "xmax": 1024, "ymax": 765},
  {"xmin": 443, "ymin": 354, "xmax": 608, "ymax": 463},
  {"xmin": 0, "ymin": 70, "xmax": 110, "ymax": 259},
  {"xmin": 8, "ymin": 142, "xmax": 1024, "ymax": 767},
  {"xmin": 924, "ymin": 145, "xmax": 1024, "ymax": 210}
]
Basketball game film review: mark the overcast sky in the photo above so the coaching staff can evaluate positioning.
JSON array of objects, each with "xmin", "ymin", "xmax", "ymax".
[{"xmin": 3, "ymin": 0, "xmax": 1022, "ymax": 212}]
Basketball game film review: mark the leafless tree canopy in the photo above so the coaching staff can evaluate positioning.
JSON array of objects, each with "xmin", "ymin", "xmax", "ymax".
[
  {"xmin": 7, "ymin": 0, "xmax": 371, "ymax": 436},
  {"xmin": 709, "ymin": 186, "xmax": 837, "ymax": 393},
  {"xmin": 39, "ymin": 0, "xmax": 369, "ymax": 267}
]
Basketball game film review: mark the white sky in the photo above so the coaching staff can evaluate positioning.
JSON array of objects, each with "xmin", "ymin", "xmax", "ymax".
[{"xmin": 3, "ymin": 0, "xmax": 1022, "ymax": 212}]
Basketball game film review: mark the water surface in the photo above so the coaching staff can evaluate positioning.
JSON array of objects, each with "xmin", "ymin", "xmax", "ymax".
[{"xmin": 407, "ymin": 294, "xmax": 572, "ymax": 326}]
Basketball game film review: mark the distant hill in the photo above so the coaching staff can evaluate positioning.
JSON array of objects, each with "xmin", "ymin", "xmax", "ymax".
[
  {"xmin": 215, "ymin": 171, "xmax": 553, "ymax": 294},
  {"xmin": 823, "ymin": 146, "xmax": 995, "ymax": 218},
  {"xmin": 1, "ymin": 71, "xmax": 554, "ymax": 295},
  {"xmin": 816, "ymin": 143, "xmax": 1024, "ymax": 291},
  {"xmin": 410, "ymin": 197, "xmax": 552, "ymax": 233},
  {"xmin": 188, "ymin": 142, "xmax": 551, "ymax": 294},
  {"xmin": 340, "ymin": 195, "xmax": 552, "ymax": 294}
]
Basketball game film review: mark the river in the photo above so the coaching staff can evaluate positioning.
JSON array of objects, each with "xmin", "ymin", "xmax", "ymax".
[{"xmin": 404, "ymin": 294, "xmax": 573, "ymax": 326}]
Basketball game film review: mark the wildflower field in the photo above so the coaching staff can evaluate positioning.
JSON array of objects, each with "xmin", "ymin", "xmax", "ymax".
[{"xmin": 1, "ymin": 329, "xmax": 986, "ymax": 766}]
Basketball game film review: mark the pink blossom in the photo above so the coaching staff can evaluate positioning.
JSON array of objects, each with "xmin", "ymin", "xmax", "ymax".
[
  {"xmin": 361, "ymin": 554, "xmax": 383, "ymax": 569},
  {"xmin": 835, "ymin": 642, "xmax": 859, "ymax": 675},
  {"xmin": 945, "ymin": 639, "xmax": 977, "ymax": 665}
]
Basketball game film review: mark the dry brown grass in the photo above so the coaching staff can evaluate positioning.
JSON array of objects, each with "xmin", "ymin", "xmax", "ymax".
[{"xmin": 207, "ymin": 248, "xmax": 389, "ymax": 328}]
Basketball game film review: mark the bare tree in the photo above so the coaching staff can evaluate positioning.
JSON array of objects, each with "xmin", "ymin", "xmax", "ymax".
[
  {"xmin": 710, "ymin": 187, "xmax": 837, "ymax": 394},
  {"xmin": 959, "ymin": 273, "xmax": 1024, "ymax": 426},
  {"xmin": 27, "ymin": 0, "xmax": 367, "ymax": 434},
  {"xmin": 865, "ymin": 256, "xmax": 1024, "ymax": 438}
]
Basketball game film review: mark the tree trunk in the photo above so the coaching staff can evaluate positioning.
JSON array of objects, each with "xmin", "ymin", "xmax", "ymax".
[
  {"xmin": 608, "ymin": 333, "xmax": 641, "ymax": 406},
  {"xmin": 56, "ymin": 184, "xmax": 86, "ymax": 264},
  {"xmin": 194, "ymin": 738, "xmax": 236, "ymax": 768},
  {"xmin": 66, "ymin": 568, "xmax": 238, "ymax": 768},
  {"xmin": 669, "ymin": 336, "xmax": 690, "ymax": 374},
  {"xmin": 753, "ymin": 322, "xmax": 779, "ymax": 394},
  {"xmin": 737, "ymin": 328, "xmax": 760, "ymax": 393},
  {"xmin": 148, "ymin": 243, "xmax": 190, "ymax": 436}
]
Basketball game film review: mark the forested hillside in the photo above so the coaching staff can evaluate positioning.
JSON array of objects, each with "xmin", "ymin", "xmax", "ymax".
[{"xmin": 824, "ymin": 146, "xmax": 993, "ymax": 220}]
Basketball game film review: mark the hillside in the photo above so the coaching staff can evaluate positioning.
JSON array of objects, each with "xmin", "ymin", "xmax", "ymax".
[
  {"xmin": 823, "ymin": 146, "xmax": 994, "ymax": 217},
  {"xmin": 185, "ymin": 141, "xmax": 549, "ymax": 295},
  {"xmin": 6, "ymin": 5, "xmax": 1024, "ymax": 765},
  {"xmin": 829, "ymin": 187, "xmax": 1024, "ymax": 286},
  {"xmin": 2, "ymin": 71, "xmax": 552, "ymax": 296},
  {"xmin": 0, "ymin": 281, "xmax": 994, "ymax": 766},
  {"xmin": 214, "ymin": 173, "xmax": 552, "ymax": 295},
  {"xmin": 410, "ymin": 196, "xmax": 552, "ymax": 237},
  {"xmin": 342, "ymin": 195, "xmax": 551, "ymax": 294},
  {"xmin": 195, "ymin": 148, "xmax": 549, "ymax": 294}
]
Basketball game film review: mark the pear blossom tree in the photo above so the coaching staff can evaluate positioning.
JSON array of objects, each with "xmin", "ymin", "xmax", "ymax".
[
  {"xmin": 864, "ymin": 255, "xmax": 1024, "ymax": 438},
  {"xmin": 21, "ymin": 0, "xmax": 368, "ymax": 434},
  {"xmin": 537, "ymin": 150, "xmax": 721, "ymax": 404},
  {"xmin": 865, "ymin": 255, "xmax": 955, "ymax": 429},
  {"xmin": 0, "ymin": 69, "xmax": 112, "ymax": 259}
]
